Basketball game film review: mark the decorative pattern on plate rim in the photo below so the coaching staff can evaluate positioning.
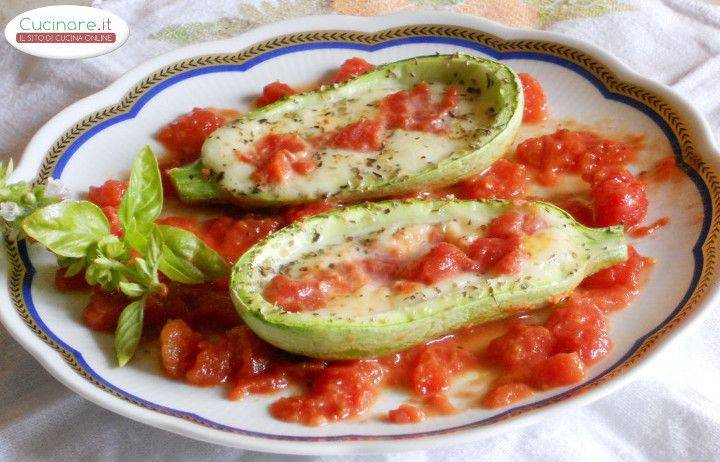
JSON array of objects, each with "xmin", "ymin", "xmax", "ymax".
[{"xmin": 4, "ymin": 24, "xmax": 720, "ymax": 441}]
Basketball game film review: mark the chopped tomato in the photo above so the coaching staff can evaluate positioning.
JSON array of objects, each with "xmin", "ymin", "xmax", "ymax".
[
  {"xmin": 587, "ymin": 166, "xmax": 648, "ymax": 227},
  {"xmin": 263, "ymin": 263, "xmax": 367, "ymax": 312},
  {"xmin": 144, "ymin": 282, "xmax": 241, "ymax": 333},
  {"xmin": 231, "ymin": 371, "xmax": 289, "ymax": 399},
  {"xmin": 486, "ymin": 323, "xmax": 555, "ymax": 371},
  {"xmin": 467, "ymin": 236, "xmax": 523, "ymax": 274},
  {"xmin": 493, "ymin": 248, "xmax": 526, "ymax": 275},
  {"xmin": 331, "ymin": 57, "xmax": 376, "ymax": 83},
  {"xmin": 82, "ymin": 290, "xmax": 128, "ymax": 332},
  {"xmin": 157, "ymin": 108, "xmax": 225, "ymax": 164},
  {"xmin": 380, "ymin": 83, "xmax": 459, "ymax": 133},
  {"xmin": 553, "ymin": 197, "xmax": 595, "ymax": 227},
  {"xmin": 408, "ymin": 339, "xmax": 477, "ymax": 397},
  {"xmin": 488, "ymin": 210, "xmax": 544, "ymax": 238},
  {"xmin": 519, "ymin": 73, "xmax": 548, "ymax": 123},
  {"xmin": 411, "ymin": 242, "xmax": 476, "ymax": 284},
  {"xmin": 160, "ymin": 319, "xmax": 202, "ymax": 378},
  {"xmin": 263, "ymin": 274, "xmax": 326, "ymax": 313},
  {"xmin": 388, "ymin": 404, "xmax": 426, "ymax": 423},
  {"xmin": 255, "ymin": 81, "xmax": 296, "ymax": 107},
  {"xmin": 482, "ymin": 382, "xmax": 535, "ymax": 408},
  {"xmin": 201, "ymin": 215, "xmax": 283, "ymax": 264},
  {"xmin": 456, "ymin": 159, "xmax": 530, "ymax": 200},
  {"xmin": 316, "ymin": 263, "xmax": 369, "ymax": 293},
  {"xmin": 581, "ymin": 246, "xmax": 649, "ymax": 290},
  {"xmin": 269, "ymin": 360, "xmax": 385, "ymax": 425},
  {"xmin": 186, "ymin": 337, "xmax": 234, "ymax": 386},
  {"xmin": 330, "ymin": 118, "xmax": 385, "ymax": 152},
  {"xmin": 515, "ymin": 129, "xmax": 636, "ymax": 185},
  {"xmin": 237, "ymin": 133, "xmax": 315, "ymax": 185},
  {"xmin": 87, "ymin": 179, "xmax": 127, "ymax": 207},
  {"xmin": 228, "ymin": 326, "xmax": 291, "ymax": 399},
  {"xmin": 574, "ymin": 246, "xmax": 652, "ymax": 313},
  {"xmin": 423, "ymin": 393, "xmax": 457, "ymax": 415},
  {"xmin": 545, "ymin": 298, "xmax": 610, "ymax": 364},
  {"xmin": 101, "ymin": 206, "xmax": 123, "ymax": 237},
  {"xmin": 532, "ymin": 352, "xmax": 586, "ymax": 389},
  {"xmin": 54, "ymin": 267, "xmax": 89, "ymax": 291}
]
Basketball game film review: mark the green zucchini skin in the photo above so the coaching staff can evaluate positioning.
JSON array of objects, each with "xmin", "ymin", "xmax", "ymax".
[
  {"xmin": 167, "ymin": 160, "xmax": 229, "ymax": 203},
  {"xmin": 169, "ymin": 54, "xmax": 523, "ymax": 206},
  {"xmin": 231, "ymin": 199, "xmax": 627, "ymax": 359}
]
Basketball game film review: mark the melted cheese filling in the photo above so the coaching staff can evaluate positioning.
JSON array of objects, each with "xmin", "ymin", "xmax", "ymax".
[
  {"xmin": 273, "ymin": 215, "xmax": 581, "ymax": 317},
  {"xmin": 202, "ymin": 83, "xmax": 495, "ymax": 199}
]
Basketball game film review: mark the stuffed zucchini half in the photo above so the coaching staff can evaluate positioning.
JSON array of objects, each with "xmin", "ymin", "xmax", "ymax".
[
  {"xmin": 169, "ymin": 54, "xmax": 523, "ymax": 205},
  {"xmin": 231, "ymin": 199, "xmax": 627, "ymax": 359}
]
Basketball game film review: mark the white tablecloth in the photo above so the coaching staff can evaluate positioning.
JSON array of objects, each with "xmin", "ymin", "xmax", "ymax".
[{"xmin": 1, "ymin": 0, "xmax": 719, "ymax": 460}]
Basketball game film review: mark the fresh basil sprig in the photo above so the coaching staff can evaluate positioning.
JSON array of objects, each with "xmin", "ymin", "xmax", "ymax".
[
  {"xmin": 158, "ymin": 225, "xmax": 229, "ymax": 284},
  {"xmin": 115, "ymin": 299, "xmax": 145, "ymax": 367},
  {"xmin": 22, "ymin": 201, "xmax": 110, "ymax": 258},
  {"xmin": 119, "ymin": 146, "xmax": 163, "ymax": 253},
  {"xmin": 13, "ymin": 146, "xmax": 230, "ymax": 366}
]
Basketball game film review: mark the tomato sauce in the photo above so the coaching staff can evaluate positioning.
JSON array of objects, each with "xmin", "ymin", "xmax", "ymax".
[
  {"xmin": 54, "ymin": 267, "xmax": 90, "ymax": 291},
  {"xmin": 157, "ymin": 108, "xmax": 227, "ymax": 164},
  {"xmin": 256, "ymin": 81, "xmax": 296, "ymax": 107},
  {"xmin": 515, "ymin": 129, "xmax": 637, "ymax": 185},
  {"xmin": 518, "ymin": 73, "xmax": 547, "ymax": 123},
  {"xmin": 479, "ymin": 248, "xmax": 650, "ymax": 408},
  {"xmin": 387, "ymin": 404, "xmax": 426, "ymax": 424},
  {"xmin": 87, "ymin": 179, "xmax": 127, "ymax": 236},
  {"xmin": 82, "ymin": 289, "xmax": 129, "ymax": 333},
  {"xmin": 455, "ymin": 159, "xmax": 530, "ymax": 200},
  {"xmin": 70, "ymin": 63, "xmax": 666, "ymax": 426},
  {"xmin": 331, "ymin": 57, "xmax": 376, "ymax": 83},
  {"xmin": 629, "ymin": 216, "xmax": 671, "ymax": 238},
  {"xmin": 587, "ymin": 166, "xmax": 648, "ymax": 227},
  {"xmin": 642, "ymin": 155, "xmax": 683, "ymax": 183},
  {"xmin": 329, "ymin": 118, "xmax": 386, "ymax": 152}
]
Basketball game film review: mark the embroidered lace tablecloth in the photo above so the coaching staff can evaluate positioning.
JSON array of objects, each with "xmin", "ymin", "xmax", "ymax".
[{"xmin": 1, "ymin": 0, "xmax": 719, "ymax": 460}]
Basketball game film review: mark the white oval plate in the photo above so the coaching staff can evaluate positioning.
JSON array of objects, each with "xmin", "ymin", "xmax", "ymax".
[{"xmin": 2, "ymin": 12, "xmax": 720, "ymax": 455}]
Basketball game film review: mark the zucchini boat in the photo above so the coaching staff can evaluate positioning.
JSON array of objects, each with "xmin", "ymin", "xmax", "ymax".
[
  {"xmin": 231, "ymin": 199, "xmax": 627, "ymax": 359},
  {"xmin": 169, "ymin": 54, "xmax": 523, "ymax": 205}
]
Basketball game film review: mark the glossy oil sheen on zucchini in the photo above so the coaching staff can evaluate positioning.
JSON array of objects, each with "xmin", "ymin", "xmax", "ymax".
[
  {"xmin": 169, "ymin": 54, "xmax": 523, "ymax": 205},
  {"xmin": 231, "ymin": 199, "xmax": 627, "ymax": 359}
]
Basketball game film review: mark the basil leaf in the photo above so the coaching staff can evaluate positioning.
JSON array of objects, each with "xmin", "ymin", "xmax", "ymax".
[
  {"xmin": 118, "ymin": 281, "xmax": 145, "ymax": 298},
  {"xmin": 115, "ymin": 299, "xmax": 144, "ymax": 366},
  {"xmin": 157, "ymin": 224, "xmax": 229, "ymax": 284},
  {"xmin": 130, "ymin": 257, "xmax": 154, "ymax": 288},
  {"xmin": 119, "ymin": 146, "xmax": 162, "ymax": 251},
  {"xmin": 21, "ymin": 201, "xmax": 110, "ymax": 258},
  {"xmin": 145, "ymin": 225, "xmax": 163, "ymax": 271}
]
